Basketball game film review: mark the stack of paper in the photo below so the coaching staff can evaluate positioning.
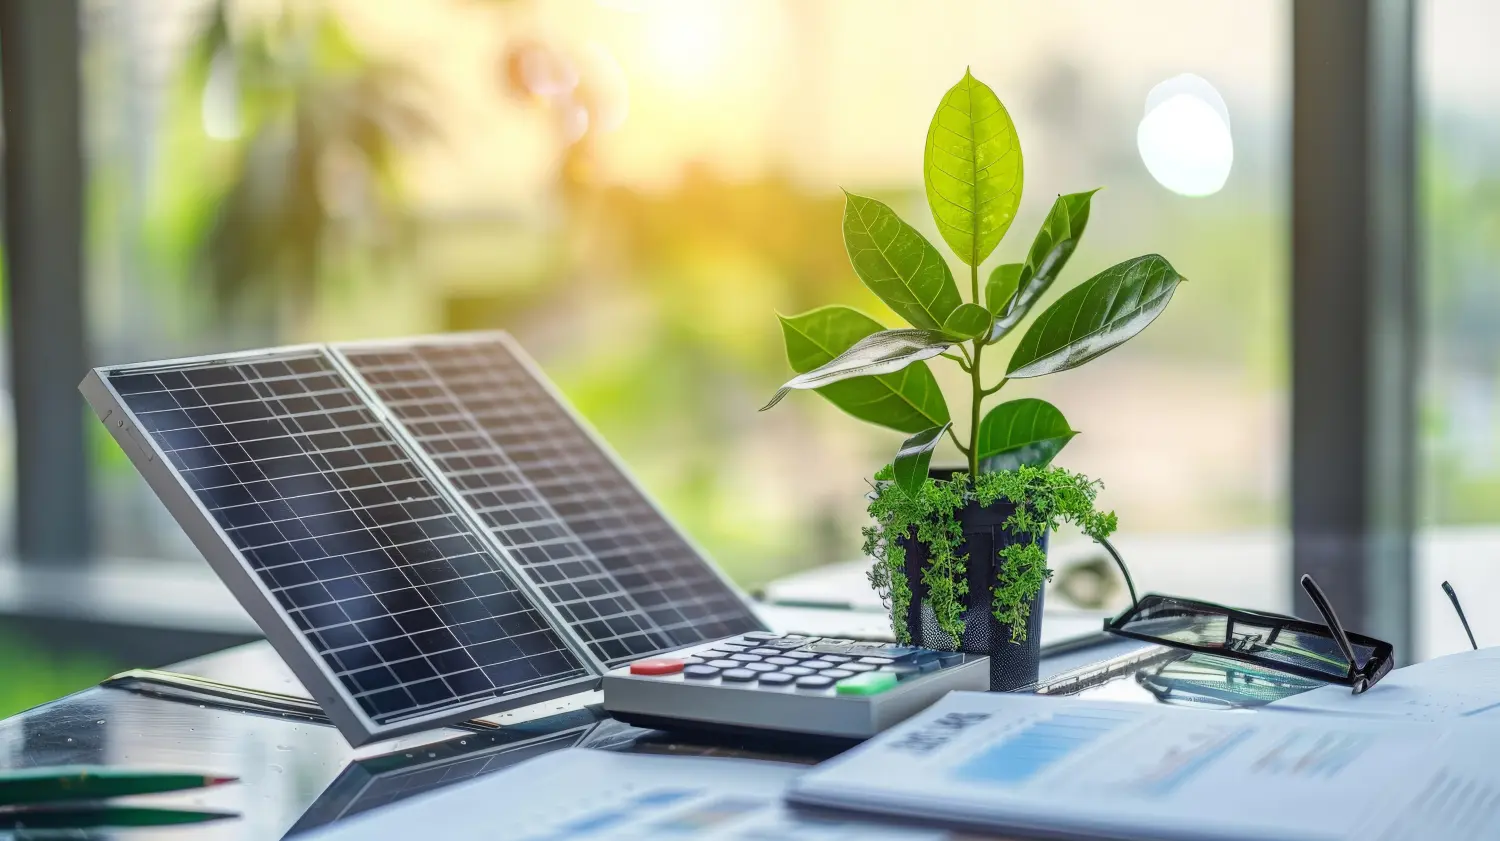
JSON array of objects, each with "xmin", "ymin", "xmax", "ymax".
[{"xmin": 788, "ymin": 691, "xmax": 1500, "ymax": 841}]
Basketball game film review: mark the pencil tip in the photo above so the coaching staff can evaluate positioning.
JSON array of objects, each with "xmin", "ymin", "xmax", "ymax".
[{"xmin": 208, "ymin": 776, "xmax": 239, "ymax": 786}]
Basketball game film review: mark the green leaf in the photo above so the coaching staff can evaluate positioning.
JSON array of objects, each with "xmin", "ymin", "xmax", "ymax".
[
  {"xmin": 976, "ymin": 399, "xmax": 1077, "ymax": 472},
  {"xmin": 985, "ymin": 263, "xmax": 1023, "ymax": 315},
  {"xmin": 843, "ymin": 192, "xmax": 963, "ymax": 330},
  {"xmin": 894, "ymin": 423, "xmax": 950, "ymax": 499},
  {"xmin": 941, "ymin": 303, "xmax": 992, "ymax": 340},
  {"xmin": 764, "ymin": 323, "xmax": 953, "ymax": 413},
  {"xmin": 1007, "ymin": 254, "xmax": 1184, "ymax": 379},
  {"xmin": 988, "ymin": 189, "xmax": 1099, "ymax": 343},
  {"xmin": 923, "ymin": 69, "xmax": 1023, "ymax": 266},
  {"xmin": 773, "ymin": 307, "xmax": 950, "ymax": 433}
]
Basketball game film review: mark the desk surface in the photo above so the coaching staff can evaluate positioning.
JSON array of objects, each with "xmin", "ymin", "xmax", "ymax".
[{"xmin": 0, "ymin": 633, "xmax": 1154, "ymax": 840}]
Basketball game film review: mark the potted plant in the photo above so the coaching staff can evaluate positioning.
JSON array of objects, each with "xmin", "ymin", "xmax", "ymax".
[{"xmin": 761, "ymin": 70, "xmax": 1185, "ymax": 690}]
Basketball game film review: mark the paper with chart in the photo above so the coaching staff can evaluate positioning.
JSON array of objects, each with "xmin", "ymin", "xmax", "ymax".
[
  {"xmin": 295, "ymin": 748, "xmax": 962, "ymax": 841},
  {"xmin": 788, "ymin": 691, "xmax": 1500, "ymax": 841},
  {"xmin": 1267, "ymin": 646, "xmax": 1500, "ymax": 722}
]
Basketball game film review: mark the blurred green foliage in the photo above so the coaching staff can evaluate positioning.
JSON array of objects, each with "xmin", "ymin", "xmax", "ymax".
[{"xmin": 0, "ymin": 633, "xmax": 112, "ymax": 719}]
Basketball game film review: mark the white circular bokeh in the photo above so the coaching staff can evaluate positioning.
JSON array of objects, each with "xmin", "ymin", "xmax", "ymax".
[{"xmin": 1137, "ymin": 74, "xmax": 1233, "ymax": 197}]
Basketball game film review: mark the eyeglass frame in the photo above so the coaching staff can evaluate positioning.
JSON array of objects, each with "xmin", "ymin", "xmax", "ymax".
[{"xmin": 1095, "ymin": 538, "xmax": 1395, "ymax": 695}]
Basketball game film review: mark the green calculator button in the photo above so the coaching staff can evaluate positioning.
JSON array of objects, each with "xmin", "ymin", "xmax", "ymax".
[{"xmin": 835, "ymin": 672, "xmax": 899, "ymax": 696}]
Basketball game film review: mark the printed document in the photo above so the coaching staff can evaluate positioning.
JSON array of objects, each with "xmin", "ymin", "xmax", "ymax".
[
  {"xmin": 789, "ymin": 691, "xmax": 1500, "ymax": 841},
  {"xmin": 296, "ymin": 748, "xmax": 961, "ymax": 841}
]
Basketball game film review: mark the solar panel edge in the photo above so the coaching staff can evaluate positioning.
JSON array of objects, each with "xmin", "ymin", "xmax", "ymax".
[
  {"xmin": 326, "ymin": 345, "xmax": 612, "ymax": 676},
  {"xmin": 80, "ymin": 351, "xmax": 602, "ymax": 746}
]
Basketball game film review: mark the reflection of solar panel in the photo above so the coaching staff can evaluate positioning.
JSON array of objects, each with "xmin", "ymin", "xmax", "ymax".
[
  {"xmin": 290, "ymin": 709, "xmax": 610, "ymax": 835},
  {"xmin": 81, "ymin": 334, "xmax": 764, "ymax": 745}
]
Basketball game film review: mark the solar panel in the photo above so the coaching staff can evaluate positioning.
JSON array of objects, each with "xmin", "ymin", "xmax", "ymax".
[
  {"xmin": 80, "ymin": 333, "xmax": 765, "ymax": 746},
  {"xmin": 335, "ymin": 335, "xmax": 763, "ymax": 663},
  {"xmin": 81, "ymin": 347, "xmax": 597, "ymax": 744}
]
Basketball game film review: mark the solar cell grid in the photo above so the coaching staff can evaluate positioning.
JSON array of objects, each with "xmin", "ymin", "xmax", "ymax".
[
  {"xmin": 341, "ymin": 347, "xmax": 677, "ymax": 664},
  {"xmin": 339, "ymin": 336, "xmax": 762, "ymax": 655},
  {"xmin": 106, "ymin": 350, "xmax": 589, "ymax": 726}
]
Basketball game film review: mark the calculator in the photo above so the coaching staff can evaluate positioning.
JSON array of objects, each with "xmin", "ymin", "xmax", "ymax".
[{"xmin": 600, "ymin": 632, "xmax": 987, "ymax": 742}]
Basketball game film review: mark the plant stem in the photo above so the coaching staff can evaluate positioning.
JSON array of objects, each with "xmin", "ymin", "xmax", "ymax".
[
  {"xmin": 968, "ymin": 263, "xmax": 982, "ymax": 477},
  {"xmin": 982, "ymin": 377, "xmax": 1009, "ymax": 397},
  {"xmin": 946, "ymin": 425, "xmax": 970, "ymax": 456},
  {"xmin": 940, "ymin": 351, "xmax": 971, "ymax": 372}
]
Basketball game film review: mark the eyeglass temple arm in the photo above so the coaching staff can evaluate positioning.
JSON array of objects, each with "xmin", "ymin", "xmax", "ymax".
[
  {"xmin": 1443, "ymin": 581, "xmax": 1479, "ymax": 651},
  {"xmin": 1096, "ymin": 537, "xmax": 1139, "ymax": 609},
  {"xmin": 1300, "ymin": 574, "xmax": 1360, "ymax": 679}
]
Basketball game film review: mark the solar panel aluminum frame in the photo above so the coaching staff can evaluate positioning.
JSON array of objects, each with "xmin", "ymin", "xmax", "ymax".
[
  {"xmin": 329, "ymin": 330, "xmax": 768, "ymax": 635},
  {"xmin": 79, "ymin": 346, "xmax": 603, "ymax": 746}
]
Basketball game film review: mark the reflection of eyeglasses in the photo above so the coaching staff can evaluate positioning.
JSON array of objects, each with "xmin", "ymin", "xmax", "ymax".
[{"xmin": 1097, "ymin": 539, "xmax": 1395, "ymax": 695}]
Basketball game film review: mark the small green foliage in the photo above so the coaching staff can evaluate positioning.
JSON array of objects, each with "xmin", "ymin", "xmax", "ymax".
[{"xmin": 865, "ymin": 465, "xmax": 1116, "ymax": 646}]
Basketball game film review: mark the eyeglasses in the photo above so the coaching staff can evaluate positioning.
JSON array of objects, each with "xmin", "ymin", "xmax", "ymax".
[
  {"xmin": 1443, "ymin": 580, "xmax": 1480, "ymax": 650},
  {"xmin": 1097, "ymin": 538, "xmax": 1395, "ymax": 695}
]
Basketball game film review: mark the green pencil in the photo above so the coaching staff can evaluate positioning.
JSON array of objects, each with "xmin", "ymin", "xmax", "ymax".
[
  {"xmin": 0, "ymin": 766, "xmax": 237, "ymax": 807},
  {"xmin": 0, "ymin": 805, "xmax": 237, "ymax": 829}
]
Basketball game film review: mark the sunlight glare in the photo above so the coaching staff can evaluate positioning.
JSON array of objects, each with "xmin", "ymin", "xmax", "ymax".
[{"xmin": 1136, "ymin": 74, "xmax": 1233, "ymax": 197}]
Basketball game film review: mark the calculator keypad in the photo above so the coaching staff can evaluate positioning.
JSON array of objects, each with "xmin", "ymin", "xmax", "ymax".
[{"xmin": 621, "ymin": 633, "xmax": 971, "ymax": 698}]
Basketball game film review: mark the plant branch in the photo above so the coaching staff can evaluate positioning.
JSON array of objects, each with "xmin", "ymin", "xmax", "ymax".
[
  {"xmin": 940, "ymin": 352, "xmax": 971, "ymax": 372},
  {"xmin": 981, "ymin": 377, "xmax": 1009, "ymax": 397},
  {"xmin": 946, "ymin": 425, "xmax": 970, "ymax": 456},
  {"xmin": 955, "ymin": 343, "xmax": 973, "ymax": 367}
]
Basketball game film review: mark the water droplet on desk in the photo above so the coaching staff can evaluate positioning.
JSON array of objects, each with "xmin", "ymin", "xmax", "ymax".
[
  {"xmin": 269, "ymin": 764, "xmax": 284, "ymax": 774},
  {"xmin": 404, "ymin": 753, "xmax": 413, "ymax": 759},
  {"xmin": 427, "ymin": 752, "xmax": 437, "ymax": 758},
  {"xmin": 275, "ymin": 744, "xmax": 292, "ymax": 752},
  {"xmin": 459, "ymin": 740, "xmax": 467, "ymax": 745},
  {"xmin": 65, "ymin": 737, "xmax": 73, "ymax": 743},
  {"xmin": 95, "ymin": 719, "xmax": 106, "ymax": 725}
]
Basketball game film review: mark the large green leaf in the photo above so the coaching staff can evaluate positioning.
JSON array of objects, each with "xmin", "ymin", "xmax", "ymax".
[
  {"xmin": 976, "ymin": 398, "xmax": 1077, "ymax": 472},
  {"xmin": 942, "ymin": 303, "xmax": 992, "ymax": 340},
  {"xmin": 771, "ymin": 307, "xmax": 949, "ymax": 433},
  {"xmin": 765, "ymin": 317, "xmax": 952, "ymax": 419},
  {"xmin": 988, "ymin": 189, "xmax": 1099, "ymax": 343},
  {"xmin": 843, "ymin": 192, "xmax": 963, "ymax": 330},
  {"xmin": 1007, "ymin": 254, "xmax": 1184, "ymax": 379},
  {"xmin": 894, "ymin": 423, "xmax": 950, "ymax": 499},
  {"xmin": 923, "ymin": 69, "xmax": 1023, "ymax": 266}
]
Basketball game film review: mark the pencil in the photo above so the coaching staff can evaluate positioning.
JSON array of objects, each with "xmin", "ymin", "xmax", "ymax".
[
  {"xmin": 0, "ymin": 766, "xmax": 237, "ymax": 807},
  {"xmin": 0, "ymin": 805, "xmax": 237, "ymax": 829}
]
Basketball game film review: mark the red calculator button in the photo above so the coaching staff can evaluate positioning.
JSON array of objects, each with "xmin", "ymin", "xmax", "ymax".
[{"xmin": 629, "ymin": 658, "xmax": 685, "ymax": 676}]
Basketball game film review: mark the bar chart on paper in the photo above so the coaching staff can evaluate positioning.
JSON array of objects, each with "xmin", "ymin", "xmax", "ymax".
[{"xmin": 956, "ymin": 709, "xmax": 1138, "ymax": 785}]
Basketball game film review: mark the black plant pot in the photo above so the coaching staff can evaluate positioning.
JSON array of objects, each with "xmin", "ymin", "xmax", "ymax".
[{"xmin": 897, "ymin": 468, "xmax": 1046, "ymax": 692}]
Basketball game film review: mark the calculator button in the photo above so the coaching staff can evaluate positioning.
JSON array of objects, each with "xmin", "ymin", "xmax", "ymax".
[
  {"xmin": 842, "ymin": 662, "xmax": 878, "ymax": 674},
  {"xmin": 707, "ymin": 659, "xmax": 740, "ymax": 669},
  {"xmin": 720, "ymin": 669, "xmax": 758, "ymax": 682},
  {"xmin": 781, "ymin": 651, "xmax": 816, "ymax": 660},
  {"xmin": 729, "ymin": 653, "xmax": 763, "ymax": 663},
  {"xmin": 936, "ymin": 652, "xmax": 965, "ymax": 667},
  {"xmin": 819, "ymin": 655, "xmax": 852, "ymax": 664},
  {"xmin": 747, "ymin": 648, "xmax": 781, "ymax": 656},
  {"xmin": 715, "ymin": 643, "xmax": 749, "ymax": 652},
  {"xmin": 757, "ymin": 672, "xmax": 795, "ymax": 686},
  {"xmin": 836, "ymin": 672, "xmax": 899, "ymax": 696},
  {"xmin": 821, "ymin": 669, "xmax": 855, "ymax": 680},
  {"xmin": 802, "ymin": 660, "xmax": 836, "ymax": 670},
  {"xmin": 766, "ymin": 656, "xmax": 797, "ymax": 666},
  {"xmin": 880, "ymin": 664, "xmax": 921, "ymax": 680},
  {"xmin": 795, "ymin": 675, "xmax": 834, "ymax": 689},
  {"xmin": 780, "ymin": 666, "xmax": 814, "ymax": 677},
  {"xmin": 741, "ymin": 632, "xmax": 780, "ymax": 641},
  {"xmin": 682, "ymin": 656, "xmax": 705, "ymax": 665},
  {"xmin": 684, "ymin": 665, "xmax": 721, "ymax": 679},
  {"xmin": 743, "ymin": 662, "xmax": 778, "ymax": 673},
  {"xmin": 629, "ymin": 658, "xmax": 685, "ymax": 676},
  {"xmin": 764, "ymin": 636, "xmax": 820, "ymax": 650},
  {"xmin": 858, "ymin": 657, "xmax": 894, "ymax": 666}
]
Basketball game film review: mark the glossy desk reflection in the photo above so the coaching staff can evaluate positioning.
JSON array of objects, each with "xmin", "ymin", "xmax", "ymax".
[{"xmin": 0, "ymin": 636, "xmax": 1164, "ymax": 840}]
